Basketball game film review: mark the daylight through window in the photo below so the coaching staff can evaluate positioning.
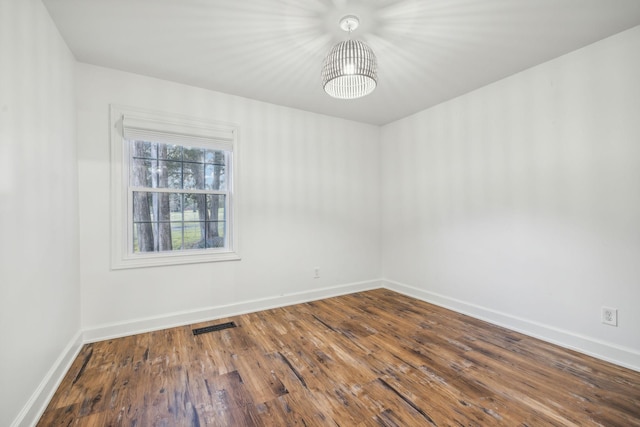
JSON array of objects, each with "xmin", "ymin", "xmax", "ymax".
[{"xmin": 129, "ymin": 141, "xmax": 229, "ymax": 253}]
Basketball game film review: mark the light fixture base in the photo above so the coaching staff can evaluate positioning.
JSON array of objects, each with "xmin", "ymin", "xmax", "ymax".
[{"xmin": 339, "ymin": 15, "xmax": 360, "ymax": 32}]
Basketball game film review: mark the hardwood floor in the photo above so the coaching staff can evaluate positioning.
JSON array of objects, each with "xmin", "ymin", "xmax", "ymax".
[{"xmin": 38, "ymin": 289, "xmax": 640, "ymax": 426}]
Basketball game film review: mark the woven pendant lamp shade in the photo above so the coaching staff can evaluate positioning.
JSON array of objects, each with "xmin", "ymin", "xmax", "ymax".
[{"xmin": 322, "ymin": 39, "xmax": 378, "ymax": 99}]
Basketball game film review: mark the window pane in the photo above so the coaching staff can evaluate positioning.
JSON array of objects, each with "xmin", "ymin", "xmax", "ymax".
[
  {"xmin": 130, "ymin": 158, "xmax": 153, "ymax": 187},
  {"xmin": 184, "ymin": 147, "xmax": 204, "ymax": 163},
  {"xmin": 171, "ymin": 193, "xmax": 185, "ymax": 251},
  {"xmin": 205, "ymin": 194, "xmax": 226, "ymax": 248},
  {"xmin": 183, "ymin": 193, "xmax": 196, "ymax": 215},
  {"xmin": 161, "ymin": 160, "xmax": 182, "ymax": 189},
  {"xmin": 205, "ymin": 164, "xmax": 226, "ymax": 190},
  {"xmin": 189, "ymin": 194, "xmax": 207, "ymax": 221},
  {"xmin": 169, "ymin": 193, "xmax": 182, "ymax": 220},
  {"xmin": 133, "ymin": 192, "xmax": 153, "ymax": 222},
  {"xmin": 132, "ymin": 140, "xmax": 154, "ymax": 158},
  {"xmin": 206, "ymin": 194, "xmax": 226, "ymax": 221},
  {"xmin": 133, "ymin": 222, "xmax": 154, "ymax": 253},
  {"xmin": 205, "ymin": 149, "xmax": 225, "ymax": 165},
  {"xmin": 155, "ymin": 193, "xmax": 172, "ymax": 222},
  {"xmin": 182, "ymin": 222, "xmax": 203, "ymax": 249},
  {"xmin": 165, "ymin": 144, "xmax": 182, "ymax": 161},
  {"xmin": 183, "ymin": 163, "xmax": 204, "ymax": 190},
  {"xmin": 170, "ymin": 222, "xmax": 184, "ymax": 250},
  {"xmin": 205, "ymin": 221, "xmax": 226, "ymax": 248},
  {"xmin": 183, "ymin": 194, "xmax": 205, "ymax": 223}
]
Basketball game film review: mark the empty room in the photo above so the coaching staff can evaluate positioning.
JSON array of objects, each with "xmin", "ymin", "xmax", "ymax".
[{"xmin": 2, "ymin": 0, "xmax": 640, "ymax": 425}]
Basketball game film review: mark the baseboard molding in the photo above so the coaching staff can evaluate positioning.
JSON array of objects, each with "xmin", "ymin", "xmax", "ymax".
[
  {"xmin": 383, "ymin": 279, "xmax": 640, "ymax": 373},
  {"xmin": 83, "ymin": 279, "xmax": 382, "ymax": 343},
  {"xmin": 11, "ymin": 330, "xmax": 83, "ymax": 427}
]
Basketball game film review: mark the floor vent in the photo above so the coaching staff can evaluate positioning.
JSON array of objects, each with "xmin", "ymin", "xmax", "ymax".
[{"xmin": 192, "ymin": 321, "xmax": 237, "ymax": 336}]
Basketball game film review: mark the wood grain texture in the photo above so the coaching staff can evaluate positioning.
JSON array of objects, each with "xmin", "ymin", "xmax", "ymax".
[{"xmin": 38, "ymin": 289, "xmax": 640, "ymax": 426}]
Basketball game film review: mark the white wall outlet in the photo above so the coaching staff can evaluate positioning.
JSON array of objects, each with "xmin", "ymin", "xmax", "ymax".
[
  {"xmin": 314, "ymin": 267, "xmax": 320, "ymax": 279},
  {"xmin": 602, "ymin": 307, "xmax": 618, "ymax": 326}
]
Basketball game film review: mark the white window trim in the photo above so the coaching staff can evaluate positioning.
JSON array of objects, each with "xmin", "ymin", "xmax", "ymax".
[{"xmin": 110, "ymin": 104, "xmax": 240, "ymax": 269}]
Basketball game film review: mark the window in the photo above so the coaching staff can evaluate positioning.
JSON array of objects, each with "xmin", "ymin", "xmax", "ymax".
[{"xmin": 110, "ymin": 105, "xmax": 239, "ymax": 269}]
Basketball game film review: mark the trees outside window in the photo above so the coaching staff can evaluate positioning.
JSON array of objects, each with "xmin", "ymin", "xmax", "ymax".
[{"xmin": 129, "ymin": 141, "xmax": 228, "ymax": 253}]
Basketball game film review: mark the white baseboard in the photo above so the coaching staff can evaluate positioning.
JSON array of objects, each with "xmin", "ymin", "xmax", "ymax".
[
  {"xmin": 11, "ymin": 330, "xmax": 84, "ymax": 427},
  {"xmin": 83, "ymin": 279, "xmax": 382, "ymax": 343},
  {"xmin": 383, "ymin": 279, "xmax": 640, "ymax": 373}
]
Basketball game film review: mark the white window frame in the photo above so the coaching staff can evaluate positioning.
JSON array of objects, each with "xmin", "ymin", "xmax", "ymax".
[{"xmin": 110, "ymin": 104, "xmax": 240, "ymax": 269}]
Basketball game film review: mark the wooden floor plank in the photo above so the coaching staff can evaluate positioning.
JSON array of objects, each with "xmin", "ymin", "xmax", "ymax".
[{"xmin": 37, "ymin": 289, "xmax": 640, "ymax": 426}]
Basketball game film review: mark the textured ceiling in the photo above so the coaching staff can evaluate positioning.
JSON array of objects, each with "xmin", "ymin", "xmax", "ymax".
[{"xmin": 43, "ymin": 0, "xmax": 640, "ymax": 125}]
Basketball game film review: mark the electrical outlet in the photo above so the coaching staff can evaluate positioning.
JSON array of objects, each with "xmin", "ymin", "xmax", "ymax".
[
  {"xmin": 602, "ymin": 307, "xmax": 618, "ymax": 326},
  {"xmin": 314, "ymin": 267, "xmax": 320, "ymax": 279}
]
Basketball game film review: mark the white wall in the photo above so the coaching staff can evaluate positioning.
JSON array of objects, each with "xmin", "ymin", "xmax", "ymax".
[
  {"xmin": 76, "ymin": 64, "xmax": 381, "ymax": 334},
  {"xmin": 0, "ymin": 1, "xmax": 80, "ymax": 426},
  {"xmin": 381, "ymin": 26, "xmax": 640, "ymax": 368}
]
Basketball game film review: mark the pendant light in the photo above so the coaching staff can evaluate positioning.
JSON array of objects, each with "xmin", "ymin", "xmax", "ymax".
[{"xmin": 322, "ymin": 15, "xmax": 378, "ymax": 99}]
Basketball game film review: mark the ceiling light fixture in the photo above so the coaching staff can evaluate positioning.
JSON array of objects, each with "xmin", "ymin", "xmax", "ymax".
[{"xmin": 322, "ymin": 15, "xmax": 378, "ymax": 100}]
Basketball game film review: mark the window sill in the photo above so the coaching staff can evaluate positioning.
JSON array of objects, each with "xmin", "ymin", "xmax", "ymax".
[{"xmin": 111, "ymin": 250, "xmax": 241, "ymax": 270}]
